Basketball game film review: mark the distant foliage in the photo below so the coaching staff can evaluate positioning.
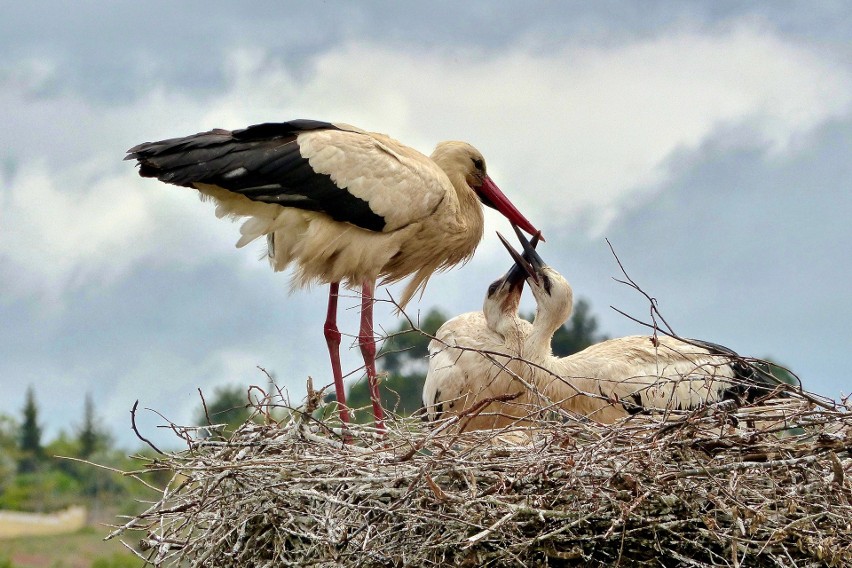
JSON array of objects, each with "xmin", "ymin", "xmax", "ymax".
[
  {"xmin": 378, "ymin": 309, "xmax": 449, "ymax": 377},
  {"xmin": 1, "ymin": 470, "xmax": 82, "ymax": 512},
  {"xmin": 755, "ymin": 358, "xmax": 800, "ymax": 387},
  {"xmin": 0, "ymin": 389, "xmax": 169, "ymax": 515},
  {"xmin": 91, "ymin": 552, "xmax": 140, "ymax": 568},
  {"xmin": 0, "ymin": 415, "xmax": 19, "ymax": 495},
  {"xmin": 194, "ymin": 384, "xmax": 256, "ymax": 438},
  {"xmin": 346, "ymin": 299, "xmax": 608, "ymax": 418},
  {"xmin": 76, "ymin": 392, "xmax": 110, "ymax": 459},
  {"xmin": 17, "ymin": 387, "xmax": 42, "ymax": 474}
]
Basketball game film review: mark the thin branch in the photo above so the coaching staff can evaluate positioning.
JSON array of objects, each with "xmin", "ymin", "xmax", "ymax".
[
  {"xmin": 606, "ymin": 237, "xmax": 677, "ymax": 338},
  {"xmin": 130, "ymin": 400, "xmax": 164, "ymax": 455}
]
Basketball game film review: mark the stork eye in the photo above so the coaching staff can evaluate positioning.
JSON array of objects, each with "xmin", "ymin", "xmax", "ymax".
[
  {"xmin": 472, "ymin": 157, "xmax": 484, "ymax": 172},
  {"xmin": 487, "ymin": 280, "xmax": 500, "ymax": 297}
]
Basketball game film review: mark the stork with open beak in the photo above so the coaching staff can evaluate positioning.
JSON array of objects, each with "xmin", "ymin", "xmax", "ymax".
[
  {"xmin": 503, "ymin": 229, "xmax": 778, "ymax": 422},
  {"xmin": 126, "ymin": 120, "xmax": 540, "ymax": 430},
  {"xmin": 423, "ymin": 235, "xmax": 540, "ymax": 430}
]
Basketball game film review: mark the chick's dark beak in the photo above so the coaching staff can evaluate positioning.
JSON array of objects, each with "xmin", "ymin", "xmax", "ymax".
[
  {"xmin": 512, "ymin": 224, "xmax": 546, "ymax": 274},
  {"xmin": 497, "ymin": 230, "xmax": 540, "ymax": 287}
]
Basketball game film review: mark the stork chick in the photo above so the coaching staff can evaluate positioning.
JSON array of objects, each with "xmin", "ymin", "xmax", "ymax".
[
  {"xmin": 423, "ymin": 236, "xmax": 542, "ymax": 431},
  {"xmin": 507, "ymin": 229, "xmax": 778, "ymax": 423}
]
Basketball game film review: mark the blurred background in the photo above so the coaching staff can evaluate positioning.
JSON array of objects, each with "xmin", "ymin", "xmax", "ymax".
[{"xmin": 0, "ymin": 6, "xmax": 850, "ymax": 559}]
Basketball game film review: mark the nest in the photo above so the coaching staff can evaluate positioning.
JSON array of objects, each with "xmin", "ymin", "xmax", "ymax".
[{"xmin": 110, "ymin": 384, "xmax": 852, "ymax": 568}]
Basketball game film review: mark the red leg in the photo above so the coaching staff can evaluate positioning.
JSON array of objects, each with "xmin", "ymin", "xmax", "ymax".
[
  {"xmin": 324, "ymin": 282, "xmax": 351, "ymax": 426},
  {"xmin": 359, "ymin": 279, "xmax": 386, "ymax": 432}
]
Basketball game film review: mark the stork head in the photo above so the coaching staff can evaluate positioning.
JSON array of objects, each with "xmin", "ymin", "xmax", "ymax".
[
  {"xmin": 482, "ymin": 272, "xmax": 524, "ymax": 335},
  {"xmin": 431, "ymin": 141, "xmax": 540, "ymax": 239},
  {"xmin": 499, "ymin": 225, "xmax": 574, "ymax": 330},
  {"xmin": 482, "ymin": 232, "xmax": 540, "ymax": 334}
]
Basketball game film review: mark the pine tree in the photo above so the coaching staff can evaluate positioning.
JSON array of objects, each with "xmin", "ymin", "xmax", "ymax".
[
  {"xmin": 77, "ymin": 392, "xmax": 105, "ymax": 458},
  {"xmin": 18, "ymin": 386, "xmax": 42, "ymax": 473}
]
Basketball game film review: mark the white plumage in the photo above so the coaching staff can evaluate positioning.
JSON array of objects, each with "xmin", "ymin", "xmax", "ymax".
[
  {"xmin": 507, "ymin": 232, "xmax": 776, "ymax": 423},
  {"xmin": 423, "ymin": 264, "xmax": 535, "ymax": 430},
  {"xmin": 423, "ymin": 229, "xmax": 776, "ymax": 430},
  {"xmin": 127, "ymin": 120, "xmax": 540, "ymax": 429}
]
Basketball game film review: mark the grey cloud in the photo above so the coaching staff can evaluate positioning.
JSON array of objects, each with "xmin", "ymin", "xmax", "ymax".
[
  {"xmin": 5, "ymin": 2, "xmax": 852, "ymax": 102},
  {"xmin": 2, "ymin": 2, "xmax": 852, "ymax": 449},
  {"xmin": 544, "ymin": 119, "xmax": 852, "ymax": 398}
]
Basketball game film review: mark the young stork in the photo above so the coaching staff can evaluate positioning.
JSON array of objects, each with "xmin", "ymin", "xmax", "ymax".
[
  {"xmin": 506, "ymin": 230, "xmax": 777, "ymax": 423},
  {"xmin": 126, "ymin": 120, "xmax": 540, "ymax": 430},
  {"xmin": 423, "ymin": 235, "xmax": 539, "ymax": 430}
]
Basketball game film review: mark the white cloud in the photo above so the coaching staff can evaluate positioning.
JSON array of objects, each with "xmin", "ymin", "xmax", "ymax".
[
  {"xmin": 0, "ymin": 161, "xmax": 249, "ymax": 308},
  {"xmin": 2, "ymin": 20, "xmax": 850, "ymax": 306},
  {"xmin": 191, "ymin": 22, "xmax": 852, "ymax": 234},
  {"xmin": 0, "ymin": 164, "xmax": 147, "ymax": 306}
]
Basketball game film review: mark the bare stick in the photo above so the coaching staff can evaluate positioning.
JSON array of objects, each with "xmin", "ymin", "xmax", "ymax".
[{"xmin": 130, "ymin": 400, "xmax": 164, "ymax": 455}]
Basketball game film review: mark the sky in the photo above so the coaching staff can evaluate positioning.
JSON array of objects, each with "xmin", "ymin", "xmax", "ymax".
[{"xmin": 1, "ymin": 1, "xmax": 850, "ymax": 449}]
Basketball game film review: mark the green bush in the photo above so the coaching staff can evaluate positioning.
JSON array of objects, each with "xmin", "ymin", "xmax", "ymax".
[
  {"xmin": 91, "ymin": 553, "xmax": 139, "ymax": 568},
  {"xmin": 0, "ymin": 469, "xmax": 82, "ymax": 511}
]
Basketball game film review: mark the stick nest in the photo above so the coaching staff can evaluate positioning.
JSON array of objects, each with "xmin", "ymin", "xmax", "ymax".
[{"xmin": 111, "ymin": 385, "xmax": 852, "ymax": 567}]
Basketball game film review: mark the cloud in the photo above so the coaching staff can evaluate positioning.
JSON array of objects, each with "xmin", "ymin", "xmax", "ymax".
[
  {"xmin": 2, "ymin": 20, "xmax": 850, "ymax": 310},
  {"xmin": 148, "ymin": 22, "xmax": 852, "ymax": 236},
  {"xmin": 0, "ymin": 164, "xmax": 146, "ymax": 305},
  {"xmin": 0, "ymin": 160, "xmax": 256, "ymax": 309}
]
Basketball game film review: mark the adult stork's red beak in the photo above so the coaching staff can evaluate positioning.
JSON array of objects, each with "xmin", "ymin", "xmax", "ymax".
[{"xmin": 479, "ymin": 176, "xmax": 542, "ymax": 240}]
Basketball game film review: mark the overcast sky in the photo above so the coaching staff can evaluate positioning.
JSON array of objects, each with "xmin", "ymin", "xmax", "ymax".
[{"xmin": 1, "ymin": 2, "xmax": 850, "ymax": 449}]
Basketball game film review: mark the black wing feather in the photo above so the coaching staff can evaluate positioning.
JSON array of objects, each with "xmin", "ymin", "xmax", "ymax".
[
  {"xmin": 127, "ymin": 120, "xmax": 386, "ymax": 232},
  {"xmin": 687, "ymin": 338, "xmax": 782, "ymax": 402}
]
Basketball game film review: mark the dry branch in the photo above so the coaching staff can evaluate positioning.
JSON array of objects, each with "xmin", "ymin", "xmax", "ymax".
[
  {"xmin": 109, "ymin": 243, "xmax": 852, "ymax": 566},
  {"xmin": 110, "ymin": 385, "xmax": 852, "ymax": 567}
]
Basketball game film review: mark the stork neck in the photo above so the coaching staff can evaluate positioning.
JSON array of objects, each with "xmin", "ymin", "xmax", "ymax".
[
  {"xmin": 496, "ymin": 313, "xmax": 529, "ymax": 350},
  {"xmin": 525, "ymin": 299, "xmax": 572, "ymax": 362},
  {"xmin": 430, "ymin": 144, "xmax": 485, "ymax": 235},
  {"xmin": 454, "ymin": 171, "xmax": 485, "ymax": 233}
]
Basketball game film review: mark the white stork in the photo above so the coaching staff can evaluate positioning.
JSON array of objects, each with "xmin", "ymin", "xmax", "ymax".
[
  {"xmin": 423, "ymin": 235, "xmax": 541, "ymax": 430},
  {"xmin": 506, "ymin": 230, "xmax": 778, "ymax": 423},
  {"xmin": 126, "ymin": 119, "xmax": 540, "ymax": 430}
]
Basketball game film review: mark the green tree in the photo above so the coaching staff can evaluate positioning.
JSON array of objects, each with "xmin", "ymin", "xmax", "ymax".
[
  {"xmin": 0, "ymin": 469, "xmax": 82, "ymax": 512},
  {"xmin": 378, "ymin": 309, "xmax": 449, "ymax": 377},
  {"xmin": 76, "ymin": 392, "xmax": 109, "ymax": 459},
  {"xmin": 0, "ymin": 413, "xmax": 17, "ymax": 452},
  {"xmin": 17, "ymin": 387, "xmax": 42, "ymax": 473},
  {"xmin": 0, "ymin": 414, "xmax": 17, "ymax": 495},
  {"xmin": 754, "ymin": 358, "xmax": 800, "ymax": 387},
  {"xmin": 195, "ymin": 385, "xmax": 255, "ymax": 437}
]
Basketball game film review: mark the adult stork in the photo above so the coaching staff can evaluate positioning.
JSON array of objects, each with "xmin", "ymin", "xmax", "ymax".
[
  {"xmin": 126, "ymin": 119, "xmax": 540, "ymax": 429},
  {"xmin": 424, "ymin": 235, "xmax": 539, "ymax": 430},
  {"xmin": 504, "ymin": 230, "xmax": 778, "ymax": 423}
]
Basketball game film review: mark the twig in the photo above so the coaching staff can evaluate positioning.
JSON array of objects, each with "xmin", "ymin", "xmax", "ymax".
[
  {"xmin": 130, "ymin": 400, "xmax": 164, "ymax": 455},
  {"xmin": 606, "ymin": 238, "xmax": 677, "ymax": 339}
]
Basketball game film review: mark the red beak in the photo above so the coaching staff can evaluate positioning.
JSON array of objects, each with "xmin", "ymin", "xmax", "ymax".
[{"xmin": 479, "ymin": 175, "xmax": 543, "ymax": 240}]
